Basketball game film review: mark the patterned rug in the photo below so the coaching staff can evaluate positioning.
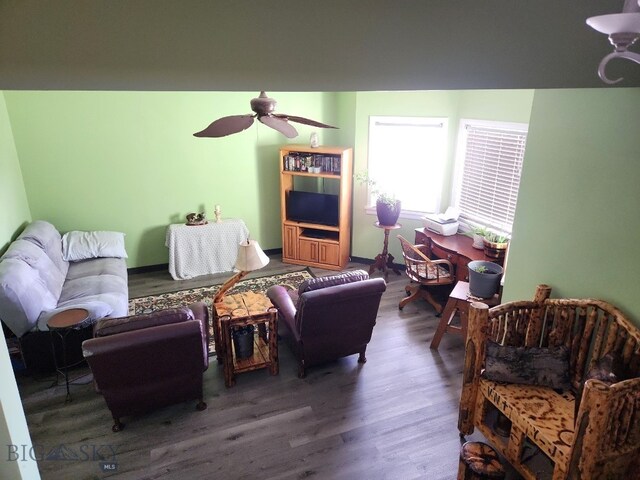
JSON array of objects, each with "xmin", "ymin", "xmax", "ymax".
[{"xmin": 128, "ymin": 268, "xmax": 314, "ymax": 354}]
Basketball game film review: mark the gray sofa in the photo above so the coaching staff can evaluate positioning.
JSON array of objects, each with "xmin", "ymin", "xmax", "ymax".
[{"xmin": 0, "ymin": 220, "xmax": 128, "ymax": 371}]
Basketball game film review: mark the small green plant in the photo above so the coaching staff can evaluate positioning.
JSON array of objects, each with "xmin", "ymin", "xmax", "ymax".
[
  {"xmin": 473, "ymin": 265, "xmax": 489, "ymax": 273},
  {"xmin": 354, "ymin": 171, "xmax": 399, "ymax": 208},
  {"xmin": 465, "ymin": 225, "xmax": 490, "ymax": 238},
  {"xmin": 484, "ymin": 232, "xmax": 510, "ymax": 244}
]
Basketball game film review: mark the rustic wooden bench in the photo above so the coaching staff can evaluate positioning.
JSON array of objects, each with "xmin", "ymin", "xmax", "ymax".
[{"xmin": 458, "ymin": 284, "xmax": 640, "ymax": 480}]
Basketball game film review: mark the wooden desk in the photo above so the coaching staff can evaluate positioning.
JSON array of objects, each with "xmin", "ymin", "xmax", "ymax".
[{"xmin": 414, "ymin": 228, "xmax": 500, "ymax": 282}]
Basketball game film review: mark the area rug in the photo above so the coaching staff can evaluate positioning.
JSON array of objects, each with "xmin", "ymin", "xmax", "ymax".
[{"xmin": 128, "ymin": 268, "xmax": 314, "ymax": 354}]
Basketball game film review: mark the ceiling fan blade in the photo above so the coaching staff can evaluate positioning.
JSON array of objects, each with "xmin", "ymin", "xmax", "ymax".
[
  {"xmin": 258, "ymin": 115, "xmax": 298, "ymax": 138},
  {"xmin": 193, "ymin": 115, "xmax": 255, "ymax": 137},
  {"xmin": 276, "ymin": 114, "xmax": 338, "ymax": 129}
]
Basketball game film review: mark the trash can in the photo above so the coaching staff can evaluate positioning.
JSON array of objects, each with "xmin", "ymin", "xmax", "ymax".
[{"xmin": 233, "ymin": 325, "xmax": 255, "ymax": 359}]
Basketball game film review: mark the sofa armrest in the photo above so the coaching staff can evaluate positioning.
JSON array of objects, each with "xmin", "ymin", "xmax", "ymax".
[
  {"xmin": 187, "ymin": 301, "xmax": 210, "ymax": 354},
  {"xmin": 266, "ymin": 285, "xmax": 297, "ymax": 325}
]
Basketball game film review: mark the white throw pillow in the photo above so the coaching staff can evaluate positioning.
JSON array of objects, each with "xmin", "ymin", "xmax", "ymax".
[{"xmin": 62, "ymin": 231, "xmax": 128, "ymax": 262}]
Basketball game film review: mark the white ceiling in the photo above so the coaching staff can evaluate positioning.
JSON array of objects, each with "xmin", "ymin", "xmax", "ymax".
[{"xmin": 1, "ymin": 0, "xmax": 639, "ymax": 91}]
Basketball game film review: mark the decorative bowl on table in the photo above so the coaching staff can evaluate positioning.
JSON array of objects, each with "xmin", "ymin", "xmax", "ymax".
[{"xmin": 186, "ymin": 212, "xmax": 207, "ymax": 226}]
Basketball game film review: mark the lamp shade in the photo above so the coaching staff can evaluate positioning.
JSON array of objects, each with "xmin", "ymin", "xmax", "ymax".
[
  {"xmin": 586, "ymin": 12, "xmax": 640, "ymax": 35},
  {"xmin": 235, "ymin": 239, "xmax": 270, "ymax": 272}
]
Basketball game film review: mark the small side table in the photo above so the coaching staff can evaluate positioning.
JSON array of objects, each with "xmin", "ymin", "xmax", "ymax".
[
  {"xmin": 48, "ymin": 308, "xmax": 90, "ymax": 402},
  {"xmin": 430, "ymin": 281, "xmax": 500, "ymax": 349},
  {"xmin": 369, "ymin": 222, "xmax": 402, "ymax": 280},
  {"xmin": 213, "ymin": 291, "xmax": 278, "ymax": 387}
]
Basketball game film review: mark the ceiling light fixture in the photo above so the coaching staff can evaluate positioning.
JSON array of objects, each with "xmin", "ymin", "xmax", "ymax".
[{"xmin": 587, "ymin": 0, "xmax": 640, "ymax": 84}]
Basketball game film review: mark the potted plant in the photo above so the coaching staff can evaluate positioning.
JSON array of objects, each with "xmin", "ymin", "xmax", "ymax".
[
  {"xmin": 355, "ymin": 172, "xmax": 401, "ymax": 226},
  {"xmin": 468, "ymin": 260, "xmax": 504, "ymax": 298},
  {"xmin": 465, "ymin": 225, "xmax": 490, "ymax": 249},
  {"xmin": 483, "ymin": 232, "xmax": 510, "ymax": 260}
]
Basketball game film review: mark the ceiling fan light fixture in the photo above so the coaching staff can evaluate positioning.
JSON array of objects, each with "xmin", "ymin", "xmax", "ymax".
[
  {"xmin": 586, "ymin": 1, "xmax": 640, "ymax": 84},
  {"xmin": 194, "ymin": 91, "xmax": 338, "ymax": 139}
]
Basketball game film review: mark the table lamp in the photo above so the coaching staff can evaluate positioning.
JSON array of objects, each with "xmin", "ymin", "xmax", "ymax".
[{"xmin": 213, "ymin": 239, "xmax": 270, "ymax": 303}]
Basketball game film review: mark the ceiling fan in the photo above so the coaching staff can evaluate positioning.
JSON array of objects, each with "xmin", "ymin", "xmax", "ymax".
[{"xmin": 193, "ymin": 91, "xmax": 338, "ymax": 139}]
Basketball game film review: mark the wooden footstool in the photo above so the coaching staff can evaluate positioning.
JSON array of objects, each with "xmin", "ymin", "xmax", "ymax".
[{"xmin": 457, "ymin": 442, "xmax": 505, "ymax": 480}]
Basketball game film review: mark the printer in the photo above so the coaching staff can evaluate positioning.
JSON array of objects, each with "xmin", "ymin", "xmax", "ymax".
[{"xmin": 422, "ymin": 207, "xmax": 460, "ymax": 236}]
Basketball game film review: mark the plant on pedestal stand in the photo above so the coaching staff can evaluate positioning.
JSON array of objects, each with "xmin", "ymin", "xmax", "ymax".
[{"xmin": 355, "ymin": 172, "xmax": 401, "ymax": 226}]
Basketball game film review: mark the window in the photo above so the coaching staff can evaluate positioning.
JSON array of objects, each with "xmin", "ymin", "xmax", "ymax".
[
  {"xmin": 452, "ymin": 119, "xmax": 528, "ymax": 234},
  {"xmin": 367, "ymin": 116, "xmax": 448, "ymax": 216}
]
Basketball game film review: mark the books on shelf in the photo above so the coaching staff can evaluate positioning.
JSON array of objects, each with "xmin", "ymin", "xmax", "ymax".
[{"xmin": 282, "ymin": 152, "xmax": 341, "ymax": 174}]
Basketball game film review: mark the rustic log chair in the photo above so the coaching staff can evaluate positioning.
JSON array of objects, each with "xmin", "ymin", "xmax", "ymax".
[
  {"xmin": 459, "ymin": 284, "xmax": 640, "ymax": 480},
  {"xmin": 397, "ymin": 234, "xmax": 454, "ymax": 314}
]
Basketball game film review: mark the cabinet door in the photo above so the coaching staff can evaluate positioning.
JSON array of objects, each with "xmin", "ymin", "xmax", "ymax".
[
  {"xmin": 298, "ymin": 239, "xmax": 318, "ymax": 262},
  {"xmin": 319, "ymin": 242, "xmax": 340, "ymax": 266},
  {"xmin": 283, "ymin": 225, "xmax": 297, "ymax": 260}
]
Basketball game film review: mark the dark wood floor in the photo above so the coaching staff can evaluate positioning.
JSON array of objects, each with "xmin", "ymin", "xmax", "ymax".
[{"xmin": 16, "ymin": 257, "xmax": 511, "ymax": 480}]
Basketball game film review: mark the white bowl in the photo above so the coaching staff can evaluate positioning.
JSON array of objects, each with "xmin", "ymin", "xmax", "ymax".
[{"xmin": 586, "ymin": 12, "xmax": 640, "ymax": 35}]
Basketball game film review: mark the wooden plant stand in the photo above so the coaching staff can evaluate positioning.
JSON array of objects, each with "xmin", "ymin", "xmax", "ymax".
[{"xmin": 369, "ymin": 222, "xmax": 402, "ymax": 279}]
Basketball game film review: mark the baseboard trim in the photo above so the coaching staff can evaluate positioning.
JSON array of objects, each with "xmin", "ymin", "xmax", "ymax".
[
  {"xmin": 127, "ymin": 248, "xmax": 284, "ymax": 275},
  {"xmin": 350, "ymin": 256, "xmax": 405, "ymax": 272},
  {"xmin": 350, "ymin": 256, "xmax": 374, "ymax": 265},
  {"xmin": 127, "ymin": 263, "xmax": 168, "ymax": 275}
]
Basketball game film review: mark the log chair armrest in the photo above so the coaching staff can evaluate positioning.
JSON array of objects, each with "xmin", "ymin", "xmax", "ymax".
[
  {"xmin": 571, "ymin": 377, "xmax": 640, "ymax": 477},
  {"xmin": 459, "ymin": 301, "xmax": 491, "ymax": 434}
]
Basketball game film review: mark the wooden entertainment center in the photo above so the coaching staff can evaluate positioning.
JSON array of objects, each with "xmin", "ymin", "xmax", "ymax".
[{"xmin": 279, "ymin": 145, "xmax": 353, "ymax": 271}]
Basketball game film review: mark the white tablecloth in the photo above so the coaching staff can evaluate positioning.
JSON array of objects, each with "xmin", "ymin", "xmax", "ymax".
[{"xmin": 165, "ymin": 219, "xmax": 249, "ymax": 280}]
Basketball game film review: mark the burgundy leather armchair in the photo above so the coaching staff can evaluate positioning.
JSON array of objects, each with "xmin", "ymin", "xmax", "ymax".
[
  {"xmin": 266, "ymin": 271, "xmax": 386, "ymax": 378},
  {"xmin": 82, "ymin": 302, "xmax": 209, "ymax": 432}
]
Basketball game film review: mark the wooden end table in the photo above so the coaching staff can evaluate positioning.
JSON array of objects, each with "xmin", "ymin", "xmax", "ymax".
[
  {"xmin": 47, "ymin": 308, "xmax": 90, "ymax": 402},
  {"xmin": 212, "ymin": 291, "xmax": 278, "ymax": 387},
  {"xmin": 430, "ymin": 281, "xmax": 501, "ymax": 349},
  {"xmin": 369, "ymin": 222, "xmax": 402, "ymax": 280}
]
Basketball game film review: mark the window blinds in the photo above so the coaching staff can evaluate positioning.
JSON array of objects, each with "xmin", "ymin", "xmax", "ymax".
[{"xmin": 457, "ymin": 124, "xmax": 528, "ymax": 233}]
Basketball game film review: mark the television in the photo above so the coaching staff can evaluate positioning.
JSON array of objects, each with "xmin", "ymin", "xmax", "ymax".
[{"xmin": 286, "ymin": 190, "xmax": 339, "ymax": 226}]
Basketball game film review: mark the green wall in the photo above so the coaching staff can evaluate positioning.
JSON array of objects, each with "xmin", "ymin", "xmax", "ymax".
[
  {"xmin": 350, "ymin": 90, "xmax": 534, "ymax": 264},
  {"xmin": 5, "ymin": 87, "xmax": 637, "ymax": 325},
  {"xmin": 504, "ymin": 88, "xmax": 640, "ymax": 323},
  {"xmin": 4, "ymin": 91, "xmax": 339, "ymax": 267},
  {"xmin": 0, "ymin": 93, "xmax": 31, "ymax": 254},
  {"xmin": 0, "ymin": 93, "xmax": 38, "ymax": 480}
]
